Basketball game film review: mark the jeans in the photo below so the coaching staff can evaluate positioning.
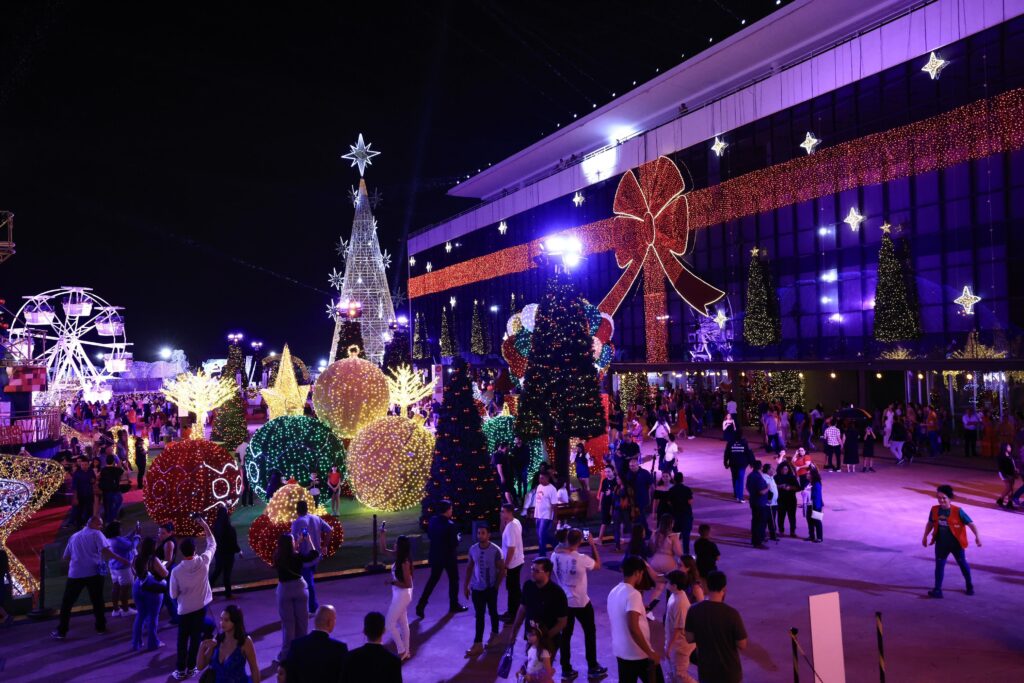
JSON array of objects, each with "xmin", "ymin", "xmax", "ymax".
[
  {"xmin": 301, "ymin": 565, "xmax": 318, "ymax": 612},
  {"xmin": 56, "ymin": 574, "xmax": 106, "ymax": 635},
  {"xmin": 1012, "ymin": 483, "xmax": 1024, "ymax": 504},
  {"xmin": 766, "ymin": 433, "xmax": 781, "ymax": 453},
  {"xmin": 889, "ymin": 441, "xmax": 904, "ymax": 461},
  {"xmin": 730, "ymin": 468, "xmax": 746, "ymax": 501},
  {"xmin": 210, "ymin": 552, "xmax": 236, "ymax": 597},
  {"xmin": 806, "ymin": 506, "xmax": 823, "ymax": 541},
  {"xmin": 470, "ymin": 586, "xmax": 499, "ymax": 643},
  {"xmin": 536, "ymin": 518, "xmax": 555, "ymax": 557},
  {"xmin": 386, "ymin": 586, "xmax": 412, "ymax": 655},
  {"xmin": 750, "ymin": 504, "xmax": 769, "ymax": 546},
  {"xmin": 824, "ymin": 445, "xmax": 840, "ymax": 469},
  {"xmin": 560, "ymin": 601, "xmax": 599, "ymax": 672},
  {"xmin": 673, "ymin": 515, "xmax": 693, "ymax": 556},
  {"xmin": 418, "ymin": 558, "xmax": 460, "ymax": 611},
  {"xmin": 276, "ymin": 578, "xmax": 309, "ymax": 660},
  {"xmin": 777, "ymin": 498, "xmax": 797, "ymax": 534},
  {"xmin": 934, "ymin": 539, "xmax": 973, "ymax": 591},
  {"xmin": 927, "ymin": 431, "xmax": 941, "ymax": 456},
  {"xmin": 617, "ymin": 656, "xmax": 664, "ymax": 683},
  {"xmin": 131, "ymin": 580, "xmax": 163, "ymax": 650},
  {"xmin": 505, "ymin": 564, "xmax": 522, "ymax": 616},
  {"xmin": 102, "ymin": 492, "xmax": 123, "ymax": 525},
  {"xmin": 176, "ymin": 606, "xmax": 207, "ymax": 672}
]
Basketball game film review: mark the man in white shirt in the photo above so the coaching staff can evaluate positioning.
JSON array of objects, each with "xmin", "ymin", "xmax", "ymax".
[
  {"xmin": 52, "ymin": 515, "xmax": 128, "ymax": 639},
  {"xmin": 823, "ymin": 418, "xmax": 844, "ymax": 472},
  {"xmin": 726, "ymin": 397, "xmax": 737, "ymax": 417},
  {"xmin": 608, "ymin": 555, "xmax": 659, "ymax": 682},
  {"xmin": 499, "ymin": 504, "xmax": 525, "ymax": 623},
  {"xmin": 534, "ymin": 470, "xmax": 557, "ymax": 557},
  {"xmin": 552, "ymin": 529, "xmax": 607, "ymax": 680},
  {"xmin": 169, "ymin": 513, "xmax": 216, "ymax": 680}
]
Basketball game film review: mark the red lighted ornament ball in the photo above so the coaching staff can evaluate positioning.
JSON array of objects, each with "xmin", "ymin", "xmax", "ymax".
[
  {"xmin": 143, "ymin": 439, "xmax": 241, "ymax": 536},
  {"xmin": 501, "ymin": 335, "xmax": 528, "ymax": 378},
  {"xmin": 249, "ymin": 512, "xmax": 345, "ymax": 567}
]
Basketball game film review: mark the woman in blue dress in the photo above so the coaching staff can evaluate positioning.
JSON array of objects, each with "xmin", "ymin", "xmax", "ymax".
[{"xmin": 197, "ymin": 604, "xmax": 262, "ymax": 682}]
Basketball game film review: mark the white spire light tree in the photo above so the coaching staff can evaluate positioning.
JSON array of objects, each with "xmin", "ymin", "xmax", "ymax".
[{"xmin": 328, "ymin": 134, "xmax": 395, "ymax": 365}]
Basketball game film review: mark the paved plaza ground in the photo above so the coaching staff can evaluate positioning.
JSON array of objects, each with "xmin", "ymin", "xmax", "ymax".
[{"xmin": 2, "ymin": 437, "xmax": 1022, "ymax": 682}]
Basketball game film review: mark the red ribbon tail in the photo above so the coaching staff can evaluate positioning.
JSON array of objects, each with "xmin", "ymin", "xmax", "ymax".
[
  {"xmin": 598, "ymin": 255, "xmax": 643, "ymax": 316},
  {"xmin": 657, "ymin": 248, "xmax": 725, "ymax": 316}
]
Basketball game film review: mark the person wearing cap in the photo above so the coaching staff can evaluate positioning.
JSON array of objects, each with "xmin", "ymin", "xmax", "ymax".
[{"xmin": 922, "ymin": 484, "xmax": 981, "ymax": 598}]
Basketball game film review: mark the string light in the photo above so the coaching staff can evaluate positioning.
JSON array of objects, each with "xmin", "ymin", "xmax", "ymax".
[
  {"xmin": 264, "ymin": 483, "xmax": 320, "ymax": 524},
  {"xmin": 312, "ymin": 346, "xmax": 390, "ymax": 439},
  {"xmin": 0, "ymin": 455, "xmax": 63, "ymax": 596},
  {"xmin": 386, "ymin": 364, "xmax": 435, "ymax": 412},
  {"xmin": 873, "ymin": 231, "xmax": 921, "ymax": 341},
  {"xmin": 261, "ymin": 344, "xmax": 311, "ymax": 418},
  {"xmin": 347, "ymin": 415, "xmax": 435, "ymax": 511},
  {"xmin": 248, "ymin": 510, "xmax": 343, "ymax": 567},
  {"xmin": 572, "ymin": 191, "xmax": 585, "ymax": 207},
  {"xmin": 498, "ymin": 221, "xmax": 508, "ymax": 235},
  {"xmin": 744, "ymin": 248, "xmax": 780, "ymax": 346},
  {"xmin": 162, "ymin": 370, "xmax": 236, "ymax": 439},
  {"xmin": 143, "ymin": 439, "xmax": 242, "ymax": 536},
  {"xmin": 246, "ymin": 415, "xmax": 347, "ymax": 503}
]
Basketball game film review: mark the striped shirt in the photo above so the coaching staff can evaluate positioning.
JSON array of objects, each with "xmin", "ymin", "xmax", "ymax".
[{"xmin": 824, "ymin": 426, "xmax": 843, "ymax": 446}]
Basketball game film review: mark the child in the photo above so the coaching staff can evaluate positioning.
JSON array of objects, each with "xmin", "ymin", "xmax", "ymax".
[
  {"xmin": 663, "ymin": 570, "xmax": 698, "ymax": 683},
  {"xmin": 520, "ymin": 625, "xmax": 555, "ymax": 683},
  {"xmin": 693, "ymin": 524, "xmax": 720, "ymax": 580}
]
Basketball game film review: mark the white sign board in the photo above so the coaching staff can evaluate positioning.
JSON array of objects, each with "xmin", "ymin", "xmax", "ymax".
[{"xmin": 808, "ymin": 591, "xmax": 846, "ymax": 683}]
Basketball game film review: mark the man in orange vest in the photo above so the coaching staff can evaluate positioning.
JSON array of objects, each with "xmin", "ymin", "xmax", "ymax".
[{"xmin": 922, "ymin": 484, "xmax": 981, "ymax": 598}]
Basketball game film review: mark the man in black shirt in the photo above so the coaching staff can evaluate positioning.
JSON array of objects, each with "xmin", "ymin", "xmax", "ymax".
[
  {"xmin": 724, "ymin": 437, "xmax": 754, "ymax": 504},
  {"xmin": 491, "ymin": 443, "xmax": 514, "ymax": 505},
  {"xmin": 617, "ymin": 434, "xmax": 641, "ymax": 477},
  {"xmin": 98, "ymin": 455, "xmax": 123, "ymax": 525},
  {"xmin": 666, "ymin": 472, "xmax": 695, "ymax": 555},
  {"xmin": 346, "ymin": 612, "xmax": 401, "ymax": 683},
  {"xmin": 281, "ymin": 605, "xmax": 348, "ymax": 682},
  {"xmin": 685, "ymin": 571, "xmax": 748, "ymax": 683},
  {"xmin": 511, "ymin": 436, "xmax": 530, "ymax": 501},
  {"xmin": 416, "ymin": 500, "xmax": 467, "ymax": 618},
  {"xmin": 508, "ymin": 558, "xmax": 568, "ymax": 659}
]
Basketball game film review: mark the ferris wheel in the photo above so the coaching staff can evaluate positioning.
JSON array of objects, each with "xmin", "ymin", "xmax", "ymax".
[{"xmin": 5, "ymin": 286, "xmax": 132, "ymax": 394}]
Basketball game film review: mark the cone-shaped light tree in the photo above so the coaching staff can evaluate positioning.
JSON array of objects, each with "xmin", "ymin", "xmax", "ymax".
[
  {"xmin": 439, "ymin": 306, "xmax": 458, "ymax": 358},
  {"xmin": 743, "ymin": 248, "xmax": 781, "ymax": 347},
  {"xmin": 516, "ymin": 268, "xmax": 605, "ymax": 484},
  {"xmin": 421, "ymin": 356, "xmax": 501, "ymax": 529},
  {"xmin": 873, "ymin": 232, "xmax": 921, "ymax": 342},
  {"xmin": 471, "ymin": 300, "xmax": 490, "ymax": 356},
  {"xmin": 382, "ymin": 324, "xmax": 412, "ymax": 372},
  {"xmin": 412, "ymin": 312, "xmax": 430, "ymax": 364}
]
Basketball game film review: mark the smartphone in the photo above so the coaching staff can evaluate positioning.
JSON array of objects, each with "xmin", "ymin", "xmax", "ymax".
[
  {"xmin": 582, "ymin": 529, "xmax": 591, "ymax": 542},
  {"xmin": 302, "ymin": 528, "xmax": 310, "ymax": 537}
]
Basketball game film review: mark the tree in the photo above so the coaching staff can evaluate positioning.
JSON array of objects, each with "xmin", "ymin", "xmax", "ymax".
[
  {"xmin": 222, "ymin": 342, "xmax": 248, "ymax": 388},
  {"xmin": 412, "ymin": 312, "xmax": 429, "ymax": 363},
  {"xmin": 515, "ymin": 270, "xmax": 605, "ymax": 484},
  {"xmin": 161, "ymin": 370, "xmax": 236, "ymax": 439},
  {"xmin": 471, "ymin": 300, "xmax": 490, "ymax": 356},
  {"xmin": 333, "ymin": 319, "xmax": 366, "ymax": 361},
  {"xmin": 439, "ymin": 306, "xmax": 458, "ymax": 358},
  {"xmin": 382, "ymin": 325, "xmax": 412, "ymax": 372},
  {"xmin": 873, "ymin": 232, "xmax": 921, "ymax": 342},
  {"xmin": 211, "ymin": 391, "xmax": 248, "ymax": 451},
  {"xmin": 743, "ymin": 249, "xmax": 781, "ymax": 347},
  {"xmin": 421, "ymin": 356, "xmax": 501, "ymax": 529}
]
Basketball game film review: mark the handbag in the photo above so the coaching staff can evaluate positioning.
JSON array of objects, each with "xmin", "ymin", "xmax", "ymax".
[
  {"xmin": 497, "ymin": 644, "xmax": 514, "ymax": 679},
  {"xmin": 810, "ymin": 509, "xmax": 824, "ymax": 521}
]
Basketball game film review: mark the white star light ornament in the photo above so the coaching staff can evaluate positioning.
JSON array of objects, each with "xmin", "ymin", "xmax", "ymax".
[
  {"xmin": 713, "ymin": 310, "xmax": 728, "ymax": 329},
  {"xmin": 498, "ymin": 221, "xmax": 508, "ymax": 235},
  {"xmin": 341, "ymin": 133, "xmax": 381, "ymax": 176},
  {"xmin": 843, "ymin": 207, "xmax": 865, "ymax": 231},
  {"xmin": 445, "ymin": 242, "xmax": 452, "ymax": 254},
  {"xmin": 425, "ymin": 262, "xmax": 432, "ymax": 273},
  {"xmin": 711, "ymin": 136, "xmax": 728, "ymax": 157},
  {"xmin": 328, "ymin": 268, "xmax": 344, "ymax": 290},
  {"xmin": 799, "ymin": 132, "xmax": 821, "ymax": 155},
  {"xmin": 348, "ymin": 185, "xmax": 360, "ymax": 208},
  {"xmin": 954, "ymin": 285, "xmax": 981, "ymax": 315},
  {"xmin": 922, "ymin": 52, "xmax": 948, "ymax": 80},
  {"xmin": 409, "ymin": 255, "xmax": 416, "ymax": 267},
  {"xmin": 381, "ymin": 249, "xmax": 392, "ymax": 269},
  {"xmin": 572, "ymin": 192, "xmax": 585, "ymax": 207},
  {"xmin": 449, "ymin": 296, "xmax": 456, "ymax": 308}
]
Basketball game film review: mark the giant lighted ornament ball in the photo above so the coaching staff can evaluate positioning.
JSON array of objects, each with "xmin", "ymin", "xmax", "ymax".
[
  {"xmin": 265, "ymin": 483, "xmax": 318, "ymax": 524},
  {"xmin": 347, "ymin": 416, "xmax": 435, "ymax": 512},
  {"xmin": 246, "ymin": 415, "xmax": 346, "ymax": 503},
  {"xmin": 313, "ymin": 346, "xmax": 390, "ymax": 440},
  {"xmin": 248, "ymin": 512, "xmax": 345, "ymax": 566},
  {"xmin": 144, "ymin": 439, "xmax": 241, "ymax": 536}
]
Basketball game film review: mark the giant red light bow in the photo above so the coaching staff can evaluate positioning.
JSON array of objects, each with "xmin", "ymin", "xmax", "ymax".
[{"xmin": 598, "ymin": 156, "xmax": 725, "ymax": 362}]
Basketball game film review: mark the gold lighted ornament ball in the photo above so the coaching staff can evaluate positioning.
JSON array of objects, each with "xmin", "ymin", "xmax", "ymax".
[
  {"xmin": 347, "ymin": 416, "xmax": 435, "ymax": 512},
  {"xmin": 265, "ymin": 483, "xmax": 317, "ymax": 525},
  {"xmin": 312, "ymin": 346, "xmax": 390, "ymax": 439}
]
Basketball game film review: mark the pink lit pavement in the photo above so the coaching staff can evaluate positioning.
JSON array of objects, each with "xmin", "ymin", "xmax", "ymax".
[{"xmin": 3, "ymin": 437, "xmax": 1022, "ymax": 682}]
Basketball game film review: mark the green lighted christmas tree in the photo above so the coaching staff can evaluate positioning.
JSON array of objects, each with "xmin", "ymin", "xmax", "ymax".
[
  {"xmin": 439, "ymin": 306, "xmax": 458, "ymax": 358},
  {"xmin": 618, "ymin": 372, "xmax": 650, "ymax": 411},
  {"xmin": 873, "ymin": 231, "xmax": 921, "ymax": 342},
  {"xmin": 421, "ymin": 356, "xmax": 501, "ymax": 529},
  {"xmin": 222, "ymin": 342, "xmax": 248, "ymax": 388},
  {"xmin": 211, "ymin": 392, "xmax": 248, "ymax": 451},
  {"xmin": 744, "ymin": 370, "xmax": 771, "ymax": 425},
  {"xmin": 771, "ymin": 371, "xmax": 804, "ymax": 411},
  {"xmin": 412, "ymin": 312, "xmax": 429, "ymax": 363},
  {"xmin": 471, "ymin": 300, "xmax": 490, "ymax": 356},
  {"xmin": 743, "ymin": 248, "xmax": 780, "ymax": 346},
  {"xmin": 382, "ymin": 325, "xmax": 412, "ymax": 372},
  {"xmin": 333, "ymin": 319, "xmax": 366, "ymax": 361},
  {"xmin": 516, "ymin": 270, "xmax": 606, "ymax": 483}
]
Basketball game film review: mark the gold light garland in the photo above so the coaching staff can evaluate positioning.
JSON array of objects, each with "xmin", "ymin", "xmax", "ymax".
[{"xmin": 1, "ymin": 455, "xmax": 64, "ymax": 596}]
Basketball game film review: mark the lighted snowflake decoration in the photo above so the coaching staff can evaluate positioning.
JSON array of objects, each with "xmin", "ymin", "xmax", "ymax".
[
  {"xmin": 328, "ymin": 268, "xmax": 345, "ymax": 290},
  {"xmin": 326, "ymin": 300, "xmax": 340, "ymax": 319},
  {"xmin": 341, "ymin": 133, "xmax": 380, "ymax": 176},
  {"xmin": 381, "ymin": 249, "xmax": 392, "ymax": 270},
  {"xmin": 370, "ymin": 187, "xmax": 383, "ymax": 209},
  {"xmin": 335, "ymin": 237, "xmax": 349, "ymax": 259},
  {"xmin": 348, "ymin": 185, "xmax": 360, "ymax": 208}
]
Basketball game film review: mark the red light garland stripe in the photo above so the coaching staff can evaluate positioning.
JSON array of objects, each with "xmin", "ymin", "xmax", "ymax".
[{"xmin": 410, "ymin": 87, "xmax": 1024, "ymax": 300}]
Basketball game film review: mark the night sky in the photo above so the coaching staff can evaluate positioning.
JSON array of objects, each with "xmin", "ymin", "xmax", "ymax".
[{"xmin": 0, "ymin": 1, "xmax": 782, "ymax": 364}]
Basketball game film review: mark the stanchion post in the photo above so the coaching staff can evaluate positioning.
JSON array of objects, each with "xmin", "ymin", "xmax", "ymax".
[
  {"xmin": 876, "ymin": 611, "xmax": 885, "ymax": 683},
  {"xmin": 365, "ymin": 513, "xmax": 386, "ymax": 573},
  {"xmin": 790, "ymin": 627, "xmax": 800, "ymax": 683}
]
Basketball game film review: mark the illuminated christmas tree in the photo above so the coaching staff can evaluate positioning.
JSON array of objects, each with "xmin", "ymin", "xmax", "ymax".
[
  {"xmin": 439, "ymin": 305, "xmax": 457, "ymax": 358},
  {"xmin": 421, "ymin": 356, "xmax": 501, "ymax": 529},
  {"xmin": 516, "ymin": 270, "xmax": 605, "ymax": 483},
  {"xmin": 743, "ymin": 248, "xmax": 780, "ymax": 347},
  {"xmin": 212, "ymin": 392, "xmax": 248, "ymax": 451},
  {"xmin": 328, "ymin": 134, "xmax": 394, "ymax": 365},
  {"xmin": 382, "ymin": 325, "xmax": 412, "ymax": 372},
  {"xmin": 332, "ymin": 318, "xmax": 366, "ymax": 361},
  {"xmin": 222, "ymin": 342, "xmax": 248, "ymax": 388},
  {"xmin": 471, "ymin": 300, "xmax": 490, "ymax": 356},
  {"xmin": 873, "ymin": 231, "xmax": 921, "ymax": 342}
]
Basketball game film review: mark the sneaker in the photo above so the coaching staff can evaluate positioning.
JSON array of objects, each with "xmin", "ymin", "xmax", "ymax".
[
  {"xmin": 966, "ymin": 586, "xmax": 975, "ymax": 596},
  {"xmin": 171, "ymin": 671, "xmax": 191, "ymax": 680},
  {"xmin": 464, "ymin": 643, "xmax": 484, "ymax": 658},
  {"xmin": 188, "ymin": 669, "xmax": 199, "ymax": 677},
  {"xmin": 861, "ymin": 467, "xmax": 867, "ymax": 472},
  {"xmin": 687, "ymin": 436, "xmax": 695, "ymax": 440},
  {"xmin": 124, "ymin": 607, "xmax": 137, "ymax": 616},
  {"xmin": 449, "ymin": 604, "xmax": 469, "ymax": 614},
  {"xmin": 587, "ymin": 665, "xmax": 609, "ymax": 678},
  {"xmin": 562, "ymin": 669, "xmax": 580, "ymax": 681},
  {"xmin": 869, "ymin": 467, "xmax": 876, "ymax": 472},
  {"xmin": 111, "ymin": 609, "xmax": 123, "ymax": 618},
  {"xmin": 51, "ymin": 631, "xmax": 66, "ymax": 640},
  {"xmin": 927, "ymin": 589, "xmax": 943, "ymax": 598}
]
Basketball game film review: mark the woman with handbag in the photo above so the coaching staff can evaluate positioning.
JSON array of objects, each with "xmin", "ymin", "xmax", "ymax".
[
  {"xmin": 131, "ymin": 536, "xmax": 168, "ymax": 651},
  {"xmin": 803, "ymin": 466, "xmax": 824, "ymax": 543}
]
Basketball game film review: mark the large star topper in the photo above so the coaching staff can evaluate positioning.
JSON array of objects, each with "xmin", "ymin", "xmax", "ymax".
[
  {"xmin": 261, "ymin": 344, "xmax": 311, "ymax": 418},
  {"xmin": 341, "ymin": 133, "xmax": 380, "ymax": 176}
]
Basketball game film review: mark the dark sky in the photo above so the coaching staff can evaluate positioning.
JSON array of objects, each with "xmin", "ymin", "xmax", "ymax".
[{"xmin": 0, "ymin": 1, "xmax": 780, "ymax": 365}]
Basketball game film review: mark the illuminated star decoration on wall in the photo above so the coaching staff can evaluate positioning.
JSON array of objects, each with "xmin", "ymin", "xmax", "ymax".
[
  {"xmin": 843, "ymin": 207, "xmax": 865, "ymax": 231},
  {"xmin": 425, "ymin": 262, "xmax": 432, "ymax": 273},
  {"xmin": 449, "ymin": 296, "xmax": 457, "ymax": 308},
  {"xmin": 341, "ymin": 133, "xmax": 380, "ymax": 177},
  {"xmin": 713, "ymin": 310, "xmax": 728, "ymax": 329},
  {"xmin": 799, "ymin": 131, "xmax": 821, "ymax": 155},
  {"xmin": 711, "ymin": 136, "xmax": 728, "ymax": 157},
  {"xmin": 409, "ymin": 255, "xmax": 416, "ymax": 267},
  {"xmin": 369, "ymin": 187, "xmax": 383, "ymax": 209},
  {"xmin": 954, "ymin": 285, "xmax": 981, "ymax": 315},
  {"xmin": 921, "ymin": 51, "xmax": 948, "ymax": 80},
  {"xmin": 445, "ymin": 242, "xmax": 452, "ymax": 253},
  {"xmin": 498, "ymin": 221, "xmax": 508, "ymax": 235},
  {"xmin": 260, "ymin": 344, "xmax": 311, "ymax": 418},
  {"xmin": 328, "ymin": 268, "xmax": 344, "ymax": 290},
  {"xmin": 572, "ymin": 191, "xmax": 585, "ymax": 207}
]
